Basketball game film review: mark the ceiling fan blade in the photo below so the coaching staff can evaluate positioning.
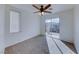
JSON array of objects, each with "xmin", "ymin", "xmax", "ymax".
[
  {"xmin": 44, "ymin": 4, "xmax": 51, "ymax": 11},
  {"xmin": 49, "ymin": 8, "xmax": 52, "ymax": 10},
  {"xmin": 44, "ymin": 11, "xmax": 52, "ymax": 13},
  {"xmin": 32, "ymin": 5, "xmax": 40, "ymax": 10},
  {"xmin": 34, "ymin": 11, "xmax": 40, "ymax": 13}
]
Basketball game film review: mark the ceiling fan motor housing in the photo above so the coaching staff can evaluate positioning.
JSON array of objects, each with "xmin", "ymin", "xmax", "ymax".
[{"xmin": 40, "ymin": 5, "xmax": 44, "ymax": 12}]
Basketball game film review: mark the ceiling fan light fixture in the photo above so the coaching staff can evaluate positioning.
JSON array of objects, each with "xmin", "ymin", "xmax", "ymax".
[
  {"xmin": 41, "ymin": 12, "xmax": 44, "ymax": 15},
  {"xmin": 38, "ymin": 12, "xmax": 45, "ymax": 16}
]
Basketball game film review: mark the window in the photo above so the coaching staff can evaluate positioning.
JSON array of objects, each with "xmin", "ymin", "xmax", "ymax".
[
  {"xmin": 45, "ymin": 19, "xmax": 51, "ymax": 23},
  {"xmin": 10, "ymin": 11, "xmax": 20, "ymax": 33},
  {"xmin": 45, "ymin": 18, "xmax": 60, "ymax": 33},
  {"xmin": 50, "ymin": 18, "xmax": 60, "ymax": 33}
]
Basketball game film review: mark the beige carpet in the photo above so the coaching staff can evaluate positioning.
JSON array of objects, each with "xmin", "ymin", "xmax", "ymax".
[{"xmin": 5, "ymin": 35, "xmax": 49, "ymax": 54}]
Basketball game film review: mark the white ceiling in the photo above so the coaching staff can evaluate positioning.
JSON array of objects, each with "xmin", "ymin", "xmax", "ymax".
[
  {"xmin": 11, "ymin": 4, "xmax": 75, "ymax": 14},
  {"xmin": 51, "ymin": 4, "xmax": 74, "ymax": 13}
]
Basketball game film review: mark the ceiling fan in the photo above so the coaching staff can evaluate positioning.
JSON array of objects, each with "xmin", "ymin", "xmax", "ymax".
[{"xmin": 32, "ymin": 4, "xmax": 52, "ymax": 15}]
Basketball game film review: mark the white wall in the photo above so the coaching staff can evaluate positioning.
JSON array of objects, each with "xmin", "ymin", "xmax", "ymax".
[
  {"xmin": 40, "ymin": 9, "xmax": 74, "ymax": 43},
  {"xmin": 0, "ymin": 5, "xmax": 5, "ymax": 53},
  {"xmin": 40, "ymin": 16, "xmax": 46, "ymax": 35},
  {"xmin": 74, "ymin": 5, "xmax": 79, "ymax": 53},
  {"xmin": 5, "ymin": 5, "xmax": 40, "ymax": 47},
  {"xmin": 59, "ymin": 10, "xmax": 74, "ymax": 43}
]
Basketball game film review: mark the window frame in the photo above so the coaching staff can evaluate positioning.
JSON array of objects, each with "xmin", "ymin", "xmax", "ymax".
[{"xmin": 9, "ymin": 10, "xmax": 21, "ymax": 33}]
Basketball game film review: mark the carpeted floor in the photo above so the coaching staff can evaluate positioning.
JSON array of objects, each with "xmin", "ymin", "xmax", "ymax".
[
  {"xmin": 5, "ymin": 35, "xmax": 77, "ymax": 54},
  {"xmin": 5, "ymin": 35, "xmax": 49, "ymax": 54}
]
